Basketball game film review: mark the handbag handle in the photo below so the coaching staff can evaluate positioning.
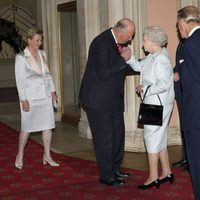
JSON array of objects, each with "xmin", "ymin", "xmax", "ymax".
[{"xmin": 141, "ymin": 85, "xmax": 162, "ymax": 105}]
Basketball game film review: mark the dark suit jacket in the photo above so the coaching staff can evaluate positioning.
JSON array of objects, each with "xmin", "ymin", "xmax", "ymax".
[
  {"xmin": 174, "ymin": 39, "xmax": 184, "ymax": 100},
  {"xmin": 80, "ymin": 28, "xmax": 133, "ymax": 113},
  {"xmin": 179, "ymin": 29, "xmax": 200, "ymax": 131}
]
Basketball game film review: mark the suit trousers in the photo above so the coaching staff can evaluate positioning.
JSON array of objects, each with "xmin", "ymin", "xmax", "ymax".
[
  {"xmin": 175, "ymin": 97, "xmax": 187, "ymax": 160},
  {"xmin": 184, "ymin": 130, "xmax": 200, "ymax": 200},
  {"xmin": 85, "ymin": 106, "xmax": 125, "ymax": 181}
]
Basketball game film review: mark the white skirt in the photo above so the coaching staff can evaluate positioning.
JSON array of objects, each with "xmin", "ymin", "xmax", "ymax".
[
  {"xmin": 20, "ymin": 97, "xmax": 55, "ymax": 133},
  {"xmin": 143, "ymin": 103, "xmax": 173, "ymax": 153}
]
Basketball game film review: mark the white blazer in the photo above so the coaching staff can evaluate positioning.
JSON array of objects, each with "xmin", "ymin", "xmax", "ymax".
[
  {"xmin": 127, "ymin": 48, "xmax": 174, "ymax": 105},
  {"xmin": 15, "ymin": 48, "xmax": 55, "ymax": 101}
]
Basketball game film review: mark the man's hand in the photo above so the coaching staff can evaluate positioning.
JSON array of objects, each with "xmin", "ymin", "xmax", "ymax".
[
  {"xmin": 173, "ymin": 72, "xmax": 180, "ymax": 82},
  {"xmin": 121, "ymin": 47, "xmax": 132, "ymax": 61}
]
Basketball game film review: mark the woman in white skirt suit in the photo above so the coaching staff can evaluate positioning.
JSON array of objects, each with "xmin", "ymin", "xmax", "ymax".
[
  {"xmin": 125, "ymin": 26, "xmax": 175, "ymax": 189},
  {"xmin": 15, "ymin": 27, "xmax": 59, "ymax": 169}
]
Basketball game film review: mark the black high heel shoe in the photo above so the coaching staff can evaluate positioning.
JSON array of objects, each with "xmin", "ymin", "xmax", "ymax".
[
  {"xmin": 159, "ymin": 173, "xmax": 174, "ymax": 184},
  {"xmin": 138, "ymin": 179, "xmax": 160, "ymax": 190}
]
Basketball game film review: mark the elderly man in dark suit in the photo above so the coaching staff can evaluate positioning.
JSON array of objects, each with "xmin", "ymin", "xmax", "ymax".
[
  {"xmin": 79, "ymin": 18, "xmax": 135, "ymax": 186},
  {"xmin": 172, "ymin": 38, "xmax": 189, "ymax": 171},
  {"xmin": 177, "ymin": 6, "xmax": 200, "ymax": 200}
]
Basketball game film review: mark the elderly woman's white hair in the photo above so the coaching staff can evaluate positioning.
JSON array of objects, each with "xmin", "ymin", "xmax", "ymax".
[{"xmin": 143, "ymin": 26, "xmax": 167, "ymax": 47}]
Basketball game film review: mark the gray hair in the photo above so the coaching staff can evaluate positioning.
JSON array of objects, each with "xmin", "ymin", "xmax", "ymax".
[
  {"xmin": 113, "ymin": 18, "xmax": 132, "ymax": 32},
  {"xmin": 177, "ymin": 6, "xmax": 200, "ymax": 23},
  {"xmin": 143, "ymin": 26, "xmax": 167, "ymax": 47}
]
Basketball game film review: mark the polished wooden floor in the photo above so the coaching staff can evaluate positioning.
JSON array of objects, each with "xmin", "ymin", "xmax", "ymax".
[{"xmin": 0, "ymin": 102, "xmax": 184, "ymax": 171}]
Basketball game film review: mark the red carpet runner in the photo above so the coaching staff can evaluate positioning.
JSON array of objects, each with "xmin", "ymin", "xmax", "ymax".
[{"xmin": 0, "ymin": 122, "xmax": 194, "ymax": 200}]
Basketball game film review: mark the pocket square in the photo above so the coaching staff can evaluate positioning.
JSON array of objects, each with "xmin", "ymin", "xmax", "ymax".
[{"xmin": 179, "ymin": 59, "xmax": 184, "ymax": 64}]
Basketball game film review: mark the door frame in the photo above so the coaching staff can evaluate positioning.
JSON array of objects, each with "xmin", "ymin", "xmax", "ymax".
[{"xmin": 57, "ymin": 1, "xmax": 80, "ymax": 126}]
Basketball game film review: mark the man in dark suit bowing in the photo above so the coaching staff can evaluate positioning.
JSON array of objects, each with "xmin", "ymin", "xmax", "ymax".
[
  {"xmin": 79, "ymin": 18, "xmax": 135, "ymax": 186},
  {"xmin": 177, "ymin": 6, "xmax": 200, "ymax": 200}
]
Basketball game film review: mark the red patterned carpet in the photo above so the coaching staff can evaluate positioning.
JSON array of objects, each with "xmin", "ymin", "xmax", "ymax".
[{"xmin": 0, "ymin": 122, "xmax": 194, "ymax": 200}]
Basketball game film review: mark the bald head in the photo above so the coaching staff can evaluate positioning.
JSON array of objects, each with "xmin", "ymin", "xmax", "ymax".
[
  {"xmin": 114, "ymin": 18, "xmax": 135, "ymax": 30},
  {"xmin": 113, "ymin": 18, "xmax": 135, "ymax": 44}
]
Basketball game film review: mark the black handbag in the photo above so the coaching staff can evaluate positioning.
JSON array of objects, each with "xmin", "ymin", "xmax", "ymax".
[{"xmin": 137, "ymin": 85, "xmax": 163, "ymax": 126}]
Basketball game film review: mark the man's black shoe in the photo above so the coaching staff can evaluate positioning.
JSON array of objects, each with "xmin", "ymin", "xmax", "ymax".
[
  {"xmin": 183, "ymin": 164, "xmax": 190, "ymax": 172},
  {"xmin": 115, "ymin": 171, "xmax": 130, "ymax": 180},
  {"xmin": 99, "ymin": 178, "xmax": 125, "ymax": 186},
  {"xmin": 180, "ymin": 159, "xmax": 187, "ymax": 166},
  {"xmin": 172, "ymin": 159, "xmax": 187, "ymax": 167}
]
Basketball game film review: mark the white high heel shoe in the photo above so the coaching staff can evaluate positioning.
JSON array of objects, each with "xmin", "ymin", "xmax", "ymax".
[
  {"xmin": 43, "ymin": 155, "xmax": 59, "ymax": 167},
  {"xmin": 15, "ymin": 155, "xmax": 23, "ymax": 170}
]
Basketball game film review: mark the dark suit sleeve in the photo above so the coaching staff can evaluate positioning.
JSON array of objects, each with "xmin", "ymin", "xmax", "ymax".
[
  {"xmin": 173, "ymin": 65, "xmax": 178, "ymax": 73},
  {"xmin": 184, "ymin": 39, "xmax": 200, "ymax": 84},
  {"xmin": 125, "ymin": 65, "xmax": 138, "ymax": 75},
  {"xmin": 91, "ymin": 42, "xmax": 128, "ymax": 81}
]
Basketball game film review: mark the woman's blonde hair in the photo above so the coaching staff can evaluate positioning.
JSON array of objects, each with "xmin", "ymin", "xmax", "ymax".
[{"xmin": 23, "ymin": 27, "xmax": 43, "ymax": 45}]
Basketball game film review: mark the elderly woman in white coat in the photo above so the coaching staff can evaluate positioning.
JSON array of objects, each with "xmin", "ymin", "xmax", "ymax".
[
  {"xmin": 15, "ymin": 27, "xmax": 59, "ymax": 169},
  {"xmin": 123, "ymin": 26, "xmax": 174, "ymax": 189}
]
